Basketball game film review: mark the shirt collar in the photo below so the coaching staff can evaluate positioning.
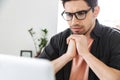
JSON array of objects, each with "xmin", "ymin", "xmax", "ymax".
[{"xmin": 91, "ymin": 19, "xmax": 103, "ymax": 39}]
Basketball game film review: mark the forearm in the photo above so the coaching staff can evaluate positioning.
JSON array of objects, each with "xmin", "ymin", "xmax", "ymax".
[
  {"xmin": 51, "ymin": 53, "xmax": 72, "ymax": 74},
  {"xmin": 83, "ymin": 53, "xmax": 120, "ymax": 80},
  {"xmin": 51, "ymin": 39, "xmax": 76, "ymax": 74}
]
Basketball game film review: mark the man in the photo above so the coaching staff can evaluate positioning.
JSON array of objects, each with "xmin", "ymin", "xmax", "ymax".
[{"xmin": 39, "ymin": 0, "xmax": 120, "ymax": 80}]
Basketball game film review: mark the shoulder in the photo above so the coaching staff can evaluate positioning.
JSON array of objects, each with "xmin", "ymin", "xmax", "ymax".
[
  {"xmin": 95, "ymin": 23, "xmax": 120, "ymax": 38},
  {"xmin": 102, "ymin": 26, "xmax": 120, "ymax": 38},
  {"xmin": 92, "ymin": 20, "xmax": 120, "ymax": 38},
  {"xmin": 51, "ymin": 28, "xmax": 71, "ymax": 41},
  {"xmin": 92, "ymin": 23, "xmax": 120, "ymax": 42},
  {"xmin": 101, "ymin": 26, "xmax": 120, "ymax": 46}
]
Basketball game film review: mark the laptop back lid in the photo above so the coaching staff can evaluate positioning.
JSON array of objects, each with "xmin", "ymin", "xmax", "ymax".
[{"xmin": 0, "ymin": 54, "xmax": 55, "ymax": 80}]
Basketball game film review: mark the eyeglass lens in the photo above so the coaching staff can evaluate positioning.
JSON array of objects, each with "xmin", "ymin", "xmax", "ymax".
[{"xmin": 62, "ymin": 8, "xmax": 91, "ymax": 21}]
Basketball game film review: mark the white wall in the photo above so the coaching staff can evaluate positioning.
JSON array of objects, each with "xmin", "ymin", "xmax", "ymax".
[
  {"xmin": 57, "ymin": 1, "xmax": 69, "ymax": 33},
  {"xmin": 0, "ymin": 0, "xmax": 58, "ymax": 56}
]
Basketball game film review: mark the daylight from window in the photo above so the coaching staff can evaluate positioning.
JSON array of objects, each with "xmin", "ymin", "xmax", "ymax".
[{"xmin": 57, "ymin": 0, "xmax": 120, "ymax": 33}]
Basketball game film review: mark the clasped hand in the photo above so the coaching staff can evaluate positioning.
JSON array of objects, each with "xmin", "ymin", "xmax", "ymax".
[{"xmin": 66, "ymin": 35, "xmax": 90, "ymax": 59}]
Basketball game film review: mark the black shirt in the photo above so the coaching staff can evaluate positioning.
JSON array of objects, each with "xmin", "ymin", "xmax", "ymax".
[{"xmin": 39, "ymin": 20, "xmax": 120, "ymax": 80}]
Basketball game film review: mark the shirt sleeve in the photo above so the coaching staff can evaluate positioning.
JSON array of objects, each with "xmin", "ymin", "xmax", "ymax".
[
  {"xmin": 39, "ymin": 35, "xmax": 60, "ymax": 60},
  {"xmin": 109, "ymin": 30, "xmax": 120, "ymax": 70}
]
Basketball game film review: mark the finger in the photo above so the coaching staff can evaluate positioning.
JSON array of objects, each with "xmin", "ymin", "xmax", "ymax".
[{"xmin": 66, "ymin": 35, "xmax": 73, "ymax": 44}]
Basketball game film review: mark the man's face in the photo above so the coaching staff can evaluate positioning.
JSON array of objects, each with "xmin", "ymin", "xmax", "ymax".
[{"xmin": 64, "ymin": 0, "xmax": 97, "ymax": 35}]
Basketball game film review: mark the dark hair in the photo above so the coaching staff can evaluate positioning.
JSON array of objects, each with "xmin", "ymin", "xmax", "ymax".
[{"xmin": 61, "ymin": 0, "xmax": 98, "ymax": 8}]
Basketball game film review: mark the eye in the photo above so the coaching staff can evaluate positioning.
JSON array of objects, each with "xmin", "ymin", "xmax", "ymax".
[
  {"xmin": 65, "ymin": 12, "xmax": 73, "ymax": 17},
  {"xmin": 76, "ymin": 11, "xmax": 86, "ymax": 16}
]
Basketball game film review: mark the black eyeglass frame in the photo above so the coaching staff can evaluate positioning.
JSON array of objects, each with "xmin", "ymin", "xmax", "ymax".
[{"xmin": 61, "ymin": 7, "xmax": 92, "ymax": 21}]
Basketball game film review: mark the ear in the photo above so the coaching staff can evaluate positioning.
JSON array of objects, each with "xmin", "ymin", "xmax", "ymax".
[{"xmin": 93, "ymin": 6, "xmax": 100, "ymax": 17}]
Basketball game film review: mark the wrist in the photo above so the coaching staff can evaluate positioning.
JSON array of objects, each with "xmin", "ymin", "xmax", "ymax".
[
  {"xmin": 82, "ymin": 52, "xmax": 91, "ymax": 59},
  {"xmin": 63, "ymin": 53, "xmax": 73, "ymax": 61}
]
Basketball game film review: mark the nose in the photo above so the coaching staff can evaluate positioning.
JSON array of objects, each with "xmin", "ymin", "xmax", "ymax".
[{"xmin": 71, "ymin": 15, "xmax": 79, "ymax": 25}]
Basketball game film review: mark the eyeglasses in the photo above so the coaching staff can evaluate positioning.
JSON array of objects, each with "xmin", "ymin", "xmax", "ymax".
[{"xmin": 61, "ymin": 8, "xmax": 92, "ymax": 21}]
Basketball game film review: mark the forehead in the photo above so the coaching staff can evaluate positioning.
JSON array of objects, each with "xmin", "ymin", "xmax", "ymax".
[{"xmin": 64, "ymin": 0, "xmax": 89, "ymax": 12}]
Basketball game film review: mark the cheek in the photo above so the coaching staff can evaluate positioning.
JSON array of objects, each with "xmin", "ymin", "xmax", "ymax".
[
  {"xmin": 87, "ymin": 20, "xmax": 93, "ymax": 26},
  {"xmin": 84, "ymin": 20, "xmax": 93, "ymax": 29},
  {"xmin": 67, "ymin": 21, "xmax": 72, "ymax": 27},
  {"xmin": 84, "ymin": 15, "xmax": 94, "ymax": 27},
  {"xmin": 67, "ymin": 21, "xmax": 71, "ymax": 25}
]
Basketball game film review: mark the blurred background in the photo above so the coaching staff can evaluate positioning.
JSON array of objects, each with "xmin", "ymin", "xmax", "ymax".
[{"xmin": 0, "ymin": 0, "xmax": 120, "ymax": 57}]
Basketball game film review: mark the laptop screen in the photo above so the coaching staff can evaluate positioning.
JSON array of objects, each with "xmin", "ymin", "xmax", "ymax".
[{"xmin": 0, "ymin": 54, "xmax": 55, "ymax": 80}]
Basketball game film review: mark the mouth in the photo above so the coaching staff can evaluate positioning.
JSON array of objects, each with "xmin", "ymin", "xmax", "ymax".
[
  {"xmin": 71, "ymin": 27, "xmax": 83, "ymax": 31},
  {"xmin": 70, "ymin": 25, "xmax": 84, "ymax": 34}
]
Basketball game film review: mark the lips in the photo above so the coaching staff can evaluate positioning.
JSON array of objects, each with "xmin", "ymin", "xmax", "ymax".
[
  {"xmin": 71, "ymin": 27, "xmax": 83, "ymax": 31},
  {"xmin": 70, "ymin": 26, "xmax": 84, "ymax": 34}
]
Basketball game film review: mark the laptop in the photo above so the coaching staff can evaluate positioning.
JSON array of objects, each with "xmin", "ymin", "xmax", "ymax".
[{"xmin": 0, "ymin": 54, "xmax": 55, "ymax": 80}]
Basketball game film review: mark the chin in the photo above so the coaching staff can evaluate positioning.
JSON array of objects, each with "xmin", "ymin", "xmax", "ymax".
[
  {"xmin": 72, "ymin": 30, "xmax": 85, "ymax": 35},
  {"xmin": 72, "ymin": 32, "xmax": 83, "ymax": 35}
]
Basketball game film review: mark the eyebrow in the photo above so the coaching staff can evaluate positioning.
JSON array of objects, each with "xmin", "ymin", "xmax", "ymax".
[{"xmin": 65, "ymin": 9, "xmax": 90, "ymax": 13}]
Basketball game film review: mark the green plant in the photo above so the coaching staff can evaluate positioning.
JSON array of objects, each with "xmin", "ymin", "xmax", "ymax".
[
  {"xmin": 38, "ymin": 29, "xmax": 48, "ymax": 53},
  {"xmin": 28, "ymin": 28, "xmax": 48, "ymax": 57}
]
